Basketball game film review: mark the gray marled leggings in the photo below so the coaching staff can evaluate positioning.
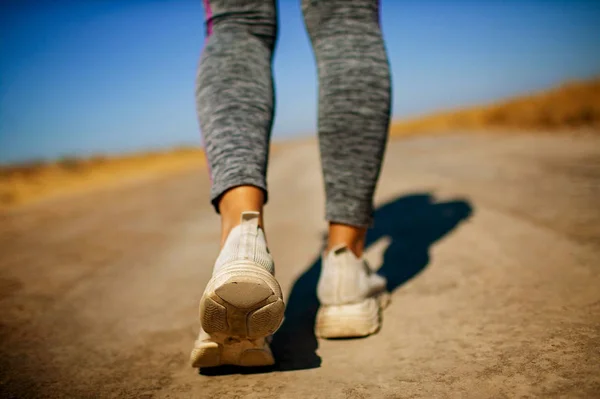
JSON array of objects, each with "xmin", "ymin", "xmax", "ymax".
[{"xmin": 196, "ymin": 0, "xmax": 391, "ymax": 227}]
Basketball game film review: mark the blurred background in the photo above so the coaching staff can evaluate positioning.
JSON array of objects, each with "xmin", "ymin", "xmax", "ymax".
[{"xmin": 1, "ymin": 0, "xmax": 599, "ymax": 207}]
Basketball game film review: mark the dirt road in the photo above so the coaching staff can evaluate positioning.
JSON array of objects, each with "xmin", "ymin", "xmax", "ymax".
[{"xmin": 1, "ymin": 133, "xmax": 599, "ymax": 398}]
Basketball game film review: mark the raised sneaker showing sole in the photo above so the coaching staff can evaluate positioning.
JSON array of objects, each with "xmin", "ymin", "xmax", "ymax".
[
  {"xmin": 190, "ymin": 263, "xmax": 285, "ymax": 368},
  {"xmin": 315, "ymin": 292, "xmax": 390, "ymax": 339}
]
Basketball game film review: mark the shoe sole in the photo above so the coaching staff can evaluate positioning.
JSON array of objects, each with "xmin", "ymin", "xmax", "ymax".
[
  {"xmin": 315, "ymin": 292, "xmax": 390, "ymax": 339},
  {"xmin": 191, "ymin": 263, "xmax": 285, "ymax": 368},
  {"xmin": 190, "ymin": 336, "xmax": 276, "ymax": 368}
]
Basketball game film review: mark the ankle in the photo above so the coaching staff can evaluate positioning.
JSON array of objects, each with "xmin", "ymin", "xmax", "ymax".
[
  {"xmin": 327, "ymin": 223, "xmax": 366, "ymax": 257},
  {"xmin": 218, "ymin": 186, "xmax": 266, "ymax": 247}
]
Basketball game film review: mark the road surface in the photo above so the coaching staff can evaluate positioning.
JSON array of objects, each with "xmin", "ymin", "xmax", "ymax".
[{"xmin": 1, "ymin": 133, "xmax": 599, "ymax": 398}]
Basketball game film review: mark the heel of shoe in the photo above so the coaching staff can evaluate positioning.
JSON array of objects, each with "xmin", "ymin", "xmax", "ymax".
[
  {"xmin": 315, "ymin": 294, "xmax": 388, "ymax": 339},
  {"xmin": 200, "ymin": 268, "xmax": 285, "ymax": 340}
]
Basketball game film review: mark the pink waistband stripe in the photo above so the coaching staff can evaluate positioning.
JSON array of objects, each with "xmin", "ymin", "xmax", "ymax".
[{"xmin": 203, "ymin": 0, "xmax": 214, "ymax": 36}]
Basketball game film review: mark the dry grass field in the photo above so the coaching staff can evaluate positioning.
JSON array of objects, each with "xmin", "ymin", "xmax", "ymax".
[
  {"xmin": 0, "ymin": 148, "xmax": 206, "ymax": 209},
  {"xmin": 390, "ymin": 77, "xmax": 600, "ymax": 137}
]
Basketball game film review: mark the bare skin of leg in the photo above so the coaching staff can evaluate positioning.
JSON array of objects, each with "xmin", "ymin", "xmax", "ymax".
[
  {"xmin": 218, "ymin": 186, "xmax": 265, "ymax": 247},
  {"xmin": 327, "ymin": 223, "xmax": 367, "ymax": 257},
  {"xmin": 218, "ymin": 185, "xmax": 366, "ymax": 256}
]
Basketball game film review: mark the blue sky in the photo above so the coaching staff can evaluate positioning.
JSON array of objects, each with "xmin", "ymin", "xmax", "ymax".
[{"xmin": 1, "ymin": 0, "xmax": 599, "ymax": 164}]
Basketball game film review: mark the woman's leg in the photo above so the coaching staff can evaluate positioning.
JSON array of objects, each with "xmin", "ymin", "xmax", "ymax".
[
  {"xmin": 302, "ymin": 0, "xmax": 391, "ymax": 257},
  {"xmin": 303, "ymin": 0, "xmax": 392, "ymax": 339},
  {"xmin": 196, "ymin": 0, "xmax": 277, "ymax": 244},
  {"xmin": 191, "ymin": 0, "xmax": 284, "ymax": 369}
]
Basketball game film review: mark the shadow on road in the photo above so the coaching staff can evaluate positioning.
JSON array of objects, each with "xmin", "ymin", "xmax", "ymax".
[{"xmin": 201, "ymin": 192, "xmax": 473, "ymax": 375}]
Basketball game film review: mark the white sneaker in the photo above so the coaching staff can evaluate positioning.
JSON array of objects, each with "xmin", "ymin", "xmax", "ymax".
[
  {"xmin": 315, "ymin": 245, "xmax": 390, "ymax": 338},
  {"xmin": 190, "ymin": 212, "xmax": 285, "ymax": 368}
]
